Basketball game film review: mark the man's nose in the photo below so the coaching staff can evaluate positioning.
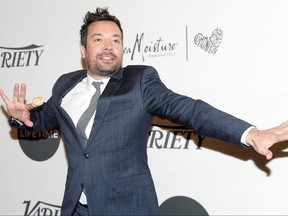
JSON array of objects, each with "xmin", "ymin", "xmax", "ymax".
[{"xmin": 103, "ymin": 40, "xmax": 113, "ymax": 50}]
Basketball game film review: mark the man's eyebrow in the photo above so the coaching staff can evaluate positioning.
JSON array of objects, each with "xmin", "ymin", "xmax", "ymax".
[
  {"xmin": 90, "ymin": 33, "xmax": 121, "ymax": 38},
  {"xmin": 91, "ymin": 33, "xmax": 103, "ymax": 37}
]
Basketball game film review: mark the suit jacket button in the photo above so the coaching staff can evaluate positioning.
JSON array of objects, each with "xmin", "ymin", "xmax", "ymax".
[{"xmin": 84, "ymin": 153, "xmax": 89, "ymax": 159}]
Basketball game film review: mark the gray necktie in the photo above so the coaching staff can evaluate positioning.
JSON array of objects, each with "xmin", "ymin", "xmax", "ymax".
[{"xmin": 76, "ymin": 81, "xmax": 103, "ymax": 147}]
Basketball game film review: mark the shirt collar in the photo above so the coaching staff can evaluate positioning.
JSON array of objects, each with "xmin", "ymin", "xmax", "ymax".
[{"xmin": 86, "ymin": 74, "xmax": 110, "ymax": 90}]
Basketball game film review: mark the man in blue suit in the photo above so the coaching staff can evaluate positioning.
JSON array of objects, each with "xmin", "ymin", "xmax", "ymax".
[{"xmin": 1, "ymin": 7, "xmax": 288, "ymax": 216}]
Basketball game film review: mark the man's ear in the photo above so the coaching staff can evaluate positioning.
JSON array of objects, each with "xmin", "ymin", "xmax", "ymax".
[{"xmin": 80, "ymin": 45, "xmax": 86, "ymax": 59}]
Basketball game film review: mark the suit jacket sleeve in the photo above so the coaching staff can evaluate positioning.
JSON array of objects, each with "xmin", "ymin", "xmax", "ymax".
[{"xmin": 140, "ymin": 65, "xmax": 253, "ymax": 145}]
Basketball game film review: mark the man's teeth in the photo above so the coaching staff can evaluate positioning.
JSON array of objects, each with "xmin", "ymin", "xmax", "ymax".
[{"xmin": 102, "ymin": 56, "xmax": 112, "ymax": 60}]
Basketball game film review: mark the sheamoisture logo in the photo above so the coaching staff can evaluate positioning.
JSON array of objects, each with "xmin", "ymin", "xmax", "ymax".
[
  {"xmin": 123, "ymin": 33, "xmax": 179, "ymax": 62},
  {"xmin": 194, "ymin": 28, "xmax": 223, "ymax": 55},
  {"xmin": 23, "ymin": 200, "xmax": 61, "ymax": 216},
  {"xmin": 0, "ymin": 44, "xmax": 44, "ymax": 68}
]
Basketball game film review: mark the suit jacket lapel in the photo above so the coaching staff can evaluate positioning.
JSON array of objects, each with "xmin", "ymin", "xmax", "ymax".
[
  {"xmin": 54, "ymin": 70, "xmax": 87, "ymax": 151},
  {"xmin": 86, "ymin": 68, "xmax": 124, "ymax": 151},
  {"xmin": 54, "ymin": 70, "xmax": 87, "ymax": 106}
]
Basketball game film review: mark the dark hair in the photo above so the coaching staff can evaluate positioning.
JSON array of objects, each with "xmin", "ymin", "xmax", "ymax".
[{"xmin": 80, "ymin": 7, "xmax": 123, "ymax": 47}]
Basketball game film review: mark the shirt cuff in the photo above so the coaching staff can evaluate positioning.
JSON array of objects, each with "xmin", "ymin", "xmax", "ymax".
[{"xmin": 240, "ymin": 126, "xmax": 256, "ymax": 146}]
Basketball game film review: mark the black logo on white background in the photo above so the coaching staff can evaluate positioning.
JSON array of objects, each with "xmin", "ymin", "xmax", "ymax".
[
  {"xmin": 123, "ymin": 33, "xmax": 179, "ymax": 62},
  {"xmin": 194, "ymin": 28, "xmax": 223, "ymax": 55},
  {"xmin": 149, "ymin": 122, "xmax": 205, "ymax": 150},
  {"xmin": 0, "ymin": 44, "xmax": 44, "ymax": 68},
  {"xmin": 23, "ymin": 200, "xmax": 61, "ymax": 216}
]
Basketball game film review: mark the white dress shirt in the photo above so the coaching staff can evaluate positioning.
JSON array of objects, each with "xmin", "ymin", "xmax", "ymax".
[{"xmin": 61, "ymin": 74, "xmax": 110, "ymax": 138}]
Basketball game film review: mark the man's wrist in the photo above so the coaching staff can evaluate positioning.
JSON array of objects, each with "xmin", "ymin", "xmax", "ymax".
[{"xmin": 241, "ymin": 126, "xmax": 257, "ymax": 146}]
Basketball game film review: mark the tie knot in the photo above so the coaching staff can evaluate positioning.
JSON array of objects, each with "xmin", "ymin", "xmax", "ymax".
[{"xmin": 92, "ymin": 81, "xmax": 103, "ymax": 91}]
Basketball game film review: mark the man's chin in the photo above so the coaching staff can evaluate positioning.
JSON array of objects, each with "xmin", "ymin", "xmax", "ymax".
[{"xmin": 91, "ymin": 68, "xmax": 119, "ymax": 77}]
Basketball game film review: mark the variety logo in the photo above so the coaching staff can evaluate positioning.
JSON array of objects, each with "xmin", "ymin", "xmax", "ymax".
[
  {"xmin": 22, "ymin": 196, "xmax": 208, "ymax": 216},
  {"xmin": 0, "ymin": 44, "xmax": 44, "ymax": 68},
  {"xmin": 148, "ymin": 124, "xmax": 205, "ymax": 150},
  {"xmin": 194, "ymin": 28, "xmax": 223, "ymax": 55},
  {"xmin": 23, "ymin": 200, "xmax": 61, "ymax": 216},
  {"xmin": 123, "ymin": 33, "xmax": 179, "ymax": 62}
]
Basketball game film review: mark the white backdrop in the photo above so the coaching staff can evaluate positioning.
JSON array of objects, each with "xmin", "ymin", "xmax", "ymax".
[{"xmin": 1, "ymin": 0, "xmax": 288, "ymax": 215}]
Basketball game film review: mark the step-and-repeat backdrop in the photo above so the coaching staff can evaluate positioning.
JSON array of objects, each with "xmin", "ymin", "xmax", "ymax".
[{"xmin": 1, "ymin": 0, "xmax": 288, "ymax": 215}]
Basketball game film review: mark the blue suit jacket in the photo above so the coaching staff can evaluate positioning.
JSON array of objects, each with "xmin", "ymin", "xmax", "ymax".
[{"xmin": 28, "ymin": 65, "xmax": 252, "ymax": 215}]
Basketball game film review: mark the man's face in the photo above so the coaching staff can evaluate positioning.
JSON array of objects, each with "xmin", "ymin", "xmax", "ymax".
[{"xmin": 81, "ymin": 21, "xmax": 123, "ymax": 79}]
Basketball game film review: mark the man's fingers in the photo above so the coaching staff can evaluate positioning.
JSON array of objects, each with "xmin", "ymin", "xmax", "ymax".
[
  {"xmin": 0, "ymin": 89, "xmax": 10, "ymax": 105},
  {"xmin": 267, "ymin": 151, "xmax": 273, "ymax": 160},
  {"xmin": 19, "ymin": 83, "xmax": 26, "ymax": 104},
  {"xmin": 256, "ymin": 146, "xmax": 273, "ymax": 160},
  {"xmin": 13, "ymin": 83, "xmax": 20, "ymax": 103},
  {"xmin": 13, "ymin": 83, "xmax": 27, "ymax": 104},
  {"xmin": 264, "ymin": 149, "xmax": 273, "ymax": 160},
  {"xmin": 25, "ymin": 103, "xmax": 36, "ymax": 110},
  {"xmin": 23, "ymin": 118, "xmax": 34, "ymax": 127}
]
